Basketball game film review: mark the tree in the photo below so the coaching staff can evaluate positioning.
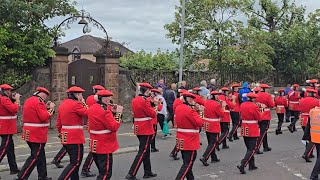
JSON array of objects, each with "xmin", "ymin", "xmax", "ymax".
[
  {"xmin": 119, "ymin": 49, "xmax": 178, "ymax": 71},
  {"xmin": 0, "ymin": 0, "xmax": 77, "ymax": 87}
]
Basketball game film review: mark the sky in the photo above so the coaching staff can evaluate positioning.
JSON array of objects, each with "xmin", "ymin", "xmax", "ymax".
[{"xmin": 46, "ymin": 0, "xmax": 320, "ymax": 53}]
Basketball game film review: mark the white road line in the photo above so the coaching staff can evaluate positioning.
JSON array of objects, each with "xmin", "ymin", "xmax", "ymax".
[{"xmin": 276, "ymin": 161, "xmax": 308, "ymax": 180}]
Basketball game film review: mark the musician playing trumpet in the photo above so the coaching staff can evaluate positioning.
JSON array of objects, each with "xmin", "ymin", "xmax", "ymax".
[{"xmin": 228, "ymin": 84, "xmax": 241, "ymax": 142}]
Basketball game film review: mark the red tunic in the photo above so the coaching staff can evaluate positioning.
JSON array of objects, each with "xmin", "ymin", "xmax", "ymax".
[
  {"xmin": 86, "ymin": 95, "xmax": 96, "ymax": 107},
  {"xmin": 173, "ymin": 98, "xmax": 183, "ymax": 113},
  {"xmin": 0, "ymin": 94, "xmax": 19, "ymax": 134},
  {"xmin": 218, "ymin": 95, "xmax": 234, "ymax": 123},
  {"xmin": 240, "ymin": 102, "xmax": 262, "ymax": 137},
  {"xmin": 132, "ymin": 95, "xmax": 156, "ymax": 135},
  {"xmin": 151, "ymin": 103, "xmax": 162, "ymax": 125},
  {"xmin": 304, "ymin": 87, "xmax": 320, "ymax": 99},
  {"xmin": 274, "ymin": 96, "xmax": 288, "ymax": 114},
  {"xmin": 175, "ymin": 104, "xmax": 203, "ymax": 150},
  {"xmin": 88, "ymin": 103, "xmax": 120, "ymax": 154},
  {"xmin": 22, "ymin": 96, "xmax": 52, "ymax": 143},
  {"xmin": 56, "ymin": 99, "xmax": 88, "ymax": 144},
  {"xmin": 203, "ymin": 100, "xmax": 224, "ymax": 133},
  {"xmin": 256, "ymin": 92, "xmax": 275, "ymax": 120},
  {"xmin": 299, "ymin": 97, "xmax": 319, "ymax": 127},
  {"xmin": 229, "ymin": 92, "xmax": 240, "ymax": 112},
  {"xmin": 288, "ymin": 90, "xmax": 300, "ymax": 111}
]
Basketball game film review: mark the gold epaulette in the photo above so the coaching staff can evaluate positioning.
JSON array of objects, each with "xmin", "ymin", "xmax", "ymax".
[
  {"xmin": 114, "ymin": 112, "xmax": 122, "ymax": 123},
  {"xmin": 38, "ymin": 97, "xmax": 43, "ymax": 102}
]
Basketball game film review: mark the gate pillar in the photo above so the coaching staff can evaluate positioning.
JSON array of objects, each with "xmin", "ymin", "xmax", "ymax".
[{"xmin": 95, "ymin": 50, "xmax": 120, "ymax": 103}]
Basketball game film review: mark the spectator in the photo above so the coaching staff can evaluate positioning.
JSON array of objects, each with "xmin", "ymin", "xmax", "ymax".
[
  {"xmin": 156, "ymin": 79, "xmax": 166, "ymax": 90},
  {"xmin": 179, "ymin": 81, "xmax": 187, "ymax": 89},
  {"xmin": 284, "ymin": 84, "xmax": 291, "ymax": 95},
  {"xmin": 207, "ymin": 79, "xmax": 217, "ymax": 91},
  {"xmin": 164, "ymin": 83, "xmax": 177, "ymax": 127},
  {"xmin": 157, "ymin": 87, "xmax": 168, "ymax": 137},
  {"xmin": 238, "ymin": 82, "xmax": 251, "ymax": 103},
  {"xmin": 199, "ymin": 80, "xmax": 210, "ymax": 99}
]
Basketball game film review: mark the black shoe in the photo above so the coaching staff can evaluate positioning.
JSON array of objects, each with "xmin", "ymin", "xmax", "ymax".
[
  {"xmin": 249, "ymin": 166, "xmax": 258, "ymax": 171},
  {"xmin": 38, "ymin": 177, "xmax": 52, "ymax": 180},
  {"xmin": 302, "ymin": 155, "xmax": 312, "ymax": 162},
  {"xmin": 81, "ymin": 171, "xmax": 96, "ymax": 177},
  {"xmin": 143, "ymin": 172, "xmax": 157, "ymax": 178},
  {"xmin": 237, "ymin": 165, "xmax": 246, "ymax": 174},
  {"xmin": 256, "ymin": 150, "xmax": 263, "ymax": 154},
  {"xmin": 310, "ymin": 176, "xmax": 319, "ymax": 180},
  {"xmin": 278, "ymin": 130, "xmax": 283, "ymax": 134},
  {"xmin": 287, "ymin": 126, "xmax": 294, "ymax": 133},
  {"xmin": 211, "ymin": 159, "xmax": 220, "ymax": 163},
  {"xmin": 216, "ymin": 145, "xmax": 220, "ymax": 151},
  {"xmin": 275, "ymin": 129, "xmax": 279, "ymax": 135},
  {"xmin": 263, "ymin": 147, "xmax": 272, "ymax": 152},
  {"xmin": 228, "ymin": 137, "xmax": 233, "ymax": 142},
  {"xmin": 51, "ymin": 161, "xmax": 64, "ymax": 168},
  {"xmin": 222, "ymin": 146, "xmax": 229, "ymax": 149},
  {"xmin": 234, "ymin": 137, "xmax": 240, "ymax": 140},
  {"xmin": 200, "ymin": 157, "xmax": 209, "ymax": 166},
  {"xmin": 151, "ymin": 148, "xmax": 159, "ymax": 152},
  {"xmin": 310, "ymin": 154, "xmax": 315, "ymax": 158},
  {"xmin": 126, "ymin": 174, "xmax": 140, "ymax": 180},
  {"xmin": 10, "ymin": 170, "xmax": 20, "ymax": 175},
  {"xmin": 286, "ymin": 120, "xmax": 290, "ymax": 123}
]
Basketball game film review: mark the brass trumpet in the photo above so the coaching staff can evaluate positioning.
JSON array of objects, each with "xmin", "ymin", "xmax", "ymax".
[{"xmin": 81, "ymin": 100, "xmax": 89, "ymax": 109}]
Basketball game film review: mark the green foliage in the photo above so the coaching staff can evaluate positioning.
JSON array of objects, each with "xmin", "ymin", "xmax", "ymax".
[
  {"xmin": 0, "ymin": 0, "xmax": 77, "ymax": 87},
  {"xmin": 119, "ymin": 49, "xmax": 178, "ymax": 71}
]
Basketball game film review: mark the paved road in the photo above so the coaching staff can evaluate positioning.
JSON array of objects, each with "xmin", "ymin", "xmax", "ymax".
[{"xmin": 0, "ymin": 118, "xmax": 314, "ymax": 180}]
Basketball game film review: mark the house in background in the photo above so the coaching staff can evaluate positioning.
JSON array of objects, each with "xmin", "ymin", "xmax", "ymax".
[{"xmin": 61, "ymin": 34, "xmax": 134, "ymax": 63}]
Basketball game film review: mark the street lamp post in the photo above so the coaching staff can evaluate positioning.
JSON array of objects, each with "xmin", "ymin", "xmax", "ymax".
[{"xmin": 178, "ymin": 0, "xmax": 186, "ymax": 86}]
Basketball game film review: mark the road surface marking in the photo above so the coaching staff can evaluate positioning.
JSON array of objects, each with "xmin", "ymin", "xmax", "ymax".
[{"xmin": 276, "ymin": 161, "xmax": 308, "ymax": 180}]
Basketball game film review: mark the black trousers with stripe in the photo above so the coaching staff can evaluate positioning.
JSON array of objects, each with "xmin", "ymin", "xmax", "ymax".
[
  {"xmin": 241, "ymin": 137, "xmax": 258, "ymax": 167},
  {"xmin": 17, "ymin": 142, "xmax": 47, "ymax": 179},
  {"xmin": 128, "ymin": 135, "xmax": 153, "ymax": 176},
  {"xmin": 229, "ymin": 112, "xmax": 240, "ymax": 139},
  {"xmin": 218, "ymin": 122, "xmax": 229, "ymax": 147},
  {"xmin": 58, "ymin": 144, "xmax": 84, "ymax": 180},
  {"xmin": 257, "ymin": 120, "xmax": 270, "ymax": 150},
  {"xmin": 202, "ymin": 132, "xmax": 218, "ymax": 161},
  {"xmin": 175, "ymin": 150, "xmax": 197, "ymax": 180},
  {"xmin": 53, "ymin": 147, "xmax": 67, "ymax": 163},
  {"xmin": 93, "ymin": 153, "xmax": 113, "ymax": 180},
  {"xmin": 0, "ymin": 134, "xmax": 18, "ymax": 172},
  {"xmin": 150, "ymin": 125, "xmax": 158, "ymax": 150}
]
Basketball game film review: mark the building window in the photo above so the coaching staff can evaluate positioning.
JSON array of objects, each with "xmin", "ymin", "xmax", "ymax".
[{"xmin": 72, "ymin": 47, "xmax": 81, "ymax": 61}]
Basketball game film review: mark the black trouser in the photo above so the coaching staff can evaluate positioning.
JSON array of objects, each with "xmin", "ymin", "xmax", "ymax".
[
  {"xmin": 17, "ymin": 142, "xmax": 47, "ymax": 179},
  {"xmin": 257, "ymin": 120, "xmax": 270, "ymax": 150},
  {"xmin": 53, "ymin": 147, "xmax": 67, "ymax": 163},
  {"xmin": 277, "ymin": 113, "xmax": 284, "ymax": 130},
  {"xmin": 157, "ymin": 114, "xmax": 165, "ymax": 131},
  {"xmin": 167, "ymin": 106, "xmax": 174, "ymax": 126},
  {"xmin": 58, "ymin": 144, "xmax": 84, "ymax": 180},
  {"xmin": 128, "ymin": 135, "xmax": 153, "ymax": 177},
  {"xmin": 175, "ymin": 150, "xmax": 197, "ymax": 180},
  {"xmin": 304, "ymin": 141, "xmax": 315, "ymax": 158},
  {"xmin": 202, "ymin": 133, "xmax": 218, "ymax": 161},
  {"xmin": 289, "ymin": 110, "xmax": 300, "ymax": 129},
  {"xmin": 92, "ymin": 153, "xmax": 113, "ymax": 180},
  {"xmin": 0, "ymin": 134, "xmax": 18, "ymax": 172},
  {"xmin": 311, "ymin": 143, "xmax": 320, "ymax": 178},
  {"xmin": 229, "ymin": 112, "xmax": 240, "ymax": 139},
  {"xmin": 151, "ymin": 124, "xmax": 157, "ymax": 150},
  {"xmin": 218, "ymin": 122, "xmax": 229, "ymax": 147},
  {"xmin": 241, "ymin": 137, "xmax": 258, "ymax": 167},
  {"xmin": 285, "ymin": 107, "xmax": 290, "ymax": 121},
  {"xmin": 81, "ymin": 152, "xmax": 94, "ymax": 173}
]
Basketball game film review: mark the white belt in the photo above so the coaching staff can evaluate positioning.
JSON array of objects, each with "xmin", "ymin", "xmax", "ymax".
[
  {"xmin": 301, "ymin": 113, "xmax": 309, "ymax": 116},
  {"xmin": 242, "ymin": 120, "xmax": 258, "ymax": 124},
  {"xmin": 277, "ymin": 105, "xmax": 284, "ymax": 108},
  {"xmin": 289, "ymin": 101, "xmax": 299, "ymax": 104},
  {"xmin": 90, "ymin": 130, "xmax": 111, "ymax": 134},
  {"xmin": 264, "ymin": 108, "xmax": 270, "ymax": 111},
  {"xmin": 224, "ymin": 110, "xmax": 230, "ymax": 113},
  {"xmin": 204, "ymin": 117, "xmax": 220, "ymax": 122},
  {"xmin": 62, "ymin": 125, "xmax": 83, "ymax": 129},
  {"xmin": 177, "ymin": 128, "xmax": 199, "ymax": 133},
  {"xmin": 24, "ymin": 123, "xmax": 49, "ymax": 127},
  {"xmin": 0, "ymin": 116, "xmax": 17, "ymax": 119},
  {"xmin": 134, "ymin": 117, "xmax": 152, "ymax": 122}
]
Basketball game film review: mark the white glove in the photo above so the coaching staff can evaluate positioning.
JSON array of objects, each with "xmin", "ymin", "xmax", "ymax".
[
  {"xmin": 242, "ymin": 93, "xmax": 247, "ymax": 98},
  {"xmin": 306, "ymin": 80, "xmax": 310, "ymax": 83},
  {"xmin": 302, "ymin": 88, "xmax": 306, "ymax": 92}
]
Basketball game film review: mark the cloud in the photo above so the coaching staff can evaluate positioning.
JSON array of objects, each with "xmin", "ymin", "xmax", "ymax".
[{"xmin": 46, "ymin": 0, "xmax": 319, "ymax": 53}]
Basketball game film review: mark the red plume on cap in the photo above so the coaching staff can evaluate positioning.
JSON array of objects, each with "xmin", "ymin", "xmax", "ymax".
[
  {"xmin": 277, "ymin": 89, "xmax": 285, "ymax": 93},
  {"xmin": 96, "ymin": 90, "xmax": 113, "ymax": 97},
  {"xmin": 253, "ymin": 87, "xmax": 261, "ymax": 92},
  {"xmin": 247, "ymin": 92, "xmax": 258, "ymax": 98},
  {"xmin": 36, "ymin": 87, "xmax": 50, "ymax": 95},
  {"xmin": 210, "ymin": 91, "xmax": 222, "ymax": 95},
  {"xmin": 139, "ymin": 83, "xmax": 153, "ymax": 89},
  {"xmin": 0, "ymin": 84, "xmax": 13, "ymax": 90},
  {"xmin": 151, "ymin": 89, "xmax": 161, "ymax": 94},
  {"xmin": 292, "ymin": 84, "xmax": 299, "ymax": 87},
  {"xmin": 67, "ymin": 86, "xmax": 85, "ymax": 93},
  {"xmin": 192, "ymin": 87, "xmax": 201, "ymax": 91},
  {"xmin": 181, "ymin": 92, "xmax": 196, "ymax": 99},
  {"xmin": 309, "ymin": 79, "xmax": 318, "ymax": 84},
  {"xmin": 231, "ymin": 84, "xmax": 240, "ymax": 88},
  {"xmin": 220, "ymin": 87, "xmax": 230, "ymax": 91},
  {"xmin": 92, "ymin": 85, "xmax": 105, "ymax": 90},
  {"xmin": 259, "ymin": 84, "xmax": 270, "ymax": 88}
]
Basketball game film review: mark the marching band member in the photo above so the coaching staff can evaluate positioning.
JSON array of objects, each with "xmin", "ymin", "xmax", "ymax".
[
  {"xmin": 287, "ymin": 84, "xmax": 300, "ymax": 133},
  {"xmin": 0, "ymin": 84, "xmax": 20, "ymax": 177},
  {"xmin": 200, "ymin": 91, "xmax": 224, "ymax": 166},
  {"xmin": 15, "ymin": 87, "xmax": 54, "ymax": 180},
  {"xmin": 228, "ymin": 83, "xmax": 241, "ymax": 141},
  {"xmin": 237, "ymin": 92, "xmax": 262, "ymax": 174},
  {"xmin": 88, "ymin": 89, "xmax": 123, "ymax": 180},
  {"xmin": 175, "ymin": 92, "xmax": 203, "ymax": 180},
  {"xmin": 274, "ymin": 89, "xmax": 288, "ymax": 135},
  {"xmin": 126, "ymin": 83, "xmax": 157, "ymax": 180},
  {"xmin": 56, "ymin": 86, "xmax": 88, "ymax": 180}
]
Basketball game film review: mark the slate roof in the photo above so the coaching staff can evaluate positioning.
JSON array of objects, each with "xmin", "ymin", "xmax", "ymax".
[{"xmin": 61, "ymin": 35, "xmax": 134, "ymax": 54}]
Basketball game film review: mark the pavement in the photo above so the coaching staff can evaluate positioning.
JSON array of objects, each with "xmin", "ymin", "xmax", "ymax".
[{"xmin": 0, "ymin": 110, "xmax": 313, "ymax": 180}]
